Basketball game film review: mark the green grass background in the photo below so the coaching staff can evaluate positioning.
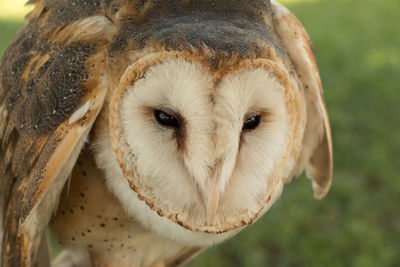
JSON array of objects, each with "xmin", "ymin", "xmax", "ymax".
[{"xmin": 1, "ymin": 0, "xmax": 399, "ymax": 266}]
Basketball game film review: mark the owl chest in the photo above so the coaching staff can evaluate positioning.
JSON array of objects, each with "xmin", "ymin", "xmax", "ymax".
[{"xmin": 50, "ymin": 149, "xmax": 184, "ymax": 266}]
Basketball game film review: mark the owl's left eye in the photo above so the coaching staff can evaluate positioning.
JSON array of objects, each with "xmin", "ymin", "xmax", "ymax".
[
  {"xmin": 154, "ymin": 109, "xmax": 180, "ymax": 128},
  {"xmin": 242, "ymin": 114, "xmax": 261, "ymax": 131}
]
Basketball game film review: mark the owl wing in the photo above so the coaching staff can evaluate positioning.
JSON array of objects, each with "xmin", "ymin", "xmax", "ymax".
[
  {"xmin": 0, "ymin": 1, "xmax": 114, "ymax": 266},
  {"xmin": 271, "ymin": 1, "xmax": 333, "ymax": 199}
]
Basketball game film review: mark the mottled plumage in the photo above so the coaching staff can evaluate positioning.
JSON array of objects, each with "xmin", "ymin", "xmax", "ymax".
[{"xmin": 0, "ymin": 0, "xmax": 332, "ymax": 266}]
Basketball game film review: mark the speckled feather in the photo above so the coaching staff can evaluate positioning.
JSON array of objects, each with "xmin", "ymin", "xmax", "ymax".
[
  {"xmin": 0, "ymin": 0, "xmax": 332, "ymax": 266},
  {"xmin": 0, "ymin": 0, "xmax": 110, "ymax": 265}
]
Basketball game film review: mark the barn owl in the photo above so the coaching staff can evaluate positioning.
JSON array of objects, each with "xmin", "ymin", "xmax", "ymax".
[{"xmin": 0, "ymin": 0, "xmax": 333, "ymax": 266}]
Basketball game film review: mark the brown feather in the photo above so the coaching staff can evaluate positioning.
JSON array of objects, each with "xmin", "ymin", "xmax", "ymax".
[
  {"xmin": 0, "ymin": 1, "xmax": 111, "ymax": 264},
  {"xmin": 271, "ymin": 0, "xmax": 333, "ymax": 198}
]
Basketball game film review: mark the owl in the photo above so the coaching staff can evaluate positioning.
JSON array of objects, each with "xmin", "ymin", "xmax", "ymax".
[{"xmin": 0, "ymin": 0, "xmax": 332, "ymax": 266}]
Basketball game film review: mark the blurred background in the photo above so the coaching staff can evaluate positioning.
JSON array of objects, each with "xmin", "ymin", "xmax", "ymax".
[{"xmin": 1, "ymin": 0, "xmax": 399, "ymax": 266}]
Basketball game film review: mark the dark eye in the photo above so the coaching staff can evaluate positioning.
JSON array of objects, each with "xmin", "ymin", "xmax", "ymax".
[
  {"xmin": 154, "ymin": 109, "xmax": 180, "ymax": 128},
  {"xmin": 242, "ymin": 115, "xmax": 261, "ymax": 131}
]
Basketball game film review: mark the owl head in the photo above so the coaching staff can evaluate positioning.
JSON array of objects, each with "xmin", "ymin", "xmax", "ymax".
[
  {"xmin": 90, "ymin": 0, "xmax": 332, "ymax": 248},
  {"xmin": 94, "ymin": 44, "xmax": 331, "ymax": 247}
]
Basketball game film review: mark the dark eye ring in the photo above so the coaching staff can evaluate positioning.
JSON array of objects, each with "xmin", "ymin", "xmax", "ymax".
[
  {"xmin": 242, "ymin": 114, "xmax": 261, "ymax": 131},
  {"xmin": 154, "ymin": 109, "xmax": 180, "ymax": 128}
]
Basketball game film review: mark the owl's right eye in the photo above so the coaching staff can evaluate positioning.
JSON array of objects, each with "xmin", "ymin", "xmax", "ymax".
[
  {"xmin": 242, "ymin": 114, "xmax": 261, "ymax": 131},
  {"xmin": 154, "ymin": 109, "xmax": 180, "ymax": 128}
]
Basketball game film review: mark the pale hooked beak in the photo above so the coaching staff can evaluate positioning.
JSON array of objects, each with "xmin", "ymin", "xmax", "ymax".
[{"xmin": 204, "ymin": 179, "xmax": 220, "ymax": 225}]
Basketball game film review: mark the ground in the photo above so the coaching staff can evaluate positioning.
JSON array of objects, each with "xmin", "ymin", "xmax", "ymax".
[{"xmin": 1, "ymin": 0, "xmax": 399, "ymax": 266}]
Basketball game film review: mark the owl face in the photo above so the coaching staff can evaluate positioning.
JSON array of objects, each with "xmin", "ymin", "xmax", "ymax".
[{"xmin": 96, "ymin": 51, "xmax": 302, "ymax": 246}]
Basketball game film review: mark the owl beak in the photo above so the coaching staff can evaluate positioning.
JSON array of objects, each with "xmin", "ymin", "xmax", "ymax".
[{"xmin": 205, "ymin": 179, "xmax": 220, "ymax": 225}]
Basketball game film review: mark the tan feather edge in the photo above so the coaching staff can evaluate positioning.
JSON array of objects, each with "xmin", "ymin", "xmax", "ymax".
[
  {"xmin": 25, "ymin": 76, "xmax": 108, "ymax": 262},
  {"xmin": 271, "ymin": 0, "xmax": 333, "ymax": 199},
  {"xmin": 19, "ymin": 80, "xmax": 108, "ymax": 266}
]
